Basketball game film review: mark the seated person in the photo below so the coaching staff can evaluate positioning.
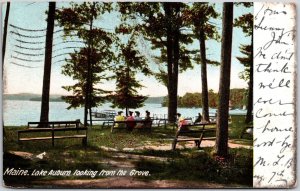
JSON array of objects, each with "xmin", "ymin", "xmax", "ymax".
[
  {"xmin": 177, "ymin": 113, "xmax": 200, "ymax": 146},
  {"xmin": 177, "ymin": 113, "xmax": 189, "ymax": 131},
  {"xmin": 144, "ymin": 110, "xmax": 152, "ymax": 128},
  {"xmin": 114, "ymin": 111, "xmax": 126, "ymax": 128},
  {"xmin": 194, "ymin": 113, "xmax": 202, "ymax": 124},
  {"xmin": 126, "ymin": 111, "xmax": 135, "ymax": 131},
  {"xmin": 134, "ymin": 111, "xmax": 143, "ymax": 128}
]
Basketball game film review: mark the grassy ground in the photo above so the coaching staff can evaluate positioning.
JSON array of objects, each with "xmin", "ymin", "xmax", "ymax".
[{"xmin": 3, "ymin": 116, "xmax": 253, "ymax": 188}]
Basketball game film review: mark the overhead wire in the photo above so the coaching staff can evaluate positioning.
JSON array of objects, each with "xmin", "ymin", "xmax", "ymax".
[{"xmin": 10, "ymin": 62, "xmax": 39, "ymax": 68}]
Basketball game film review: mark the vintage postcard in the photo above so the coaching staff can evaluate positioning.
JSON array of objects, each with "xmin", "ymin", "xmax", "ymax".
[{"xmin": 1, "ymin": 1, "xmax": 296, "ymax": 189}]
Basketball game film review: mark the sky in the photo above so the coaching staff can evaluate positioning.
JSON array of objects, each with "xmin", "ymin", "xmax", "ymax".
[{"xmin": 2, "ymin": 2, "xmax": 252, "ymax": 97}]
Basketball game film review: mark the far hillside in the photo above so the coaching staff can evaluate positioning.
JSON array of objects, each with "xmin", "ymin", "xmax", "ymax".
[{"xmin": 3, "ymin": 93, "xmax": 165, "ymax": 104}]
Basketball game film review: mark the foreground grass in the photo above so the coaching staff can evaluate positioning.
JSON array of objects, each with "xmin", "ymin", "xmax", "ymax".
[
  {"xmin": 3, "ymin": 117, "xmax": 252, "ymax": 187},
  {"xmin": 132, "ymin": 147, "xmax": 253, "ymax": 186}
]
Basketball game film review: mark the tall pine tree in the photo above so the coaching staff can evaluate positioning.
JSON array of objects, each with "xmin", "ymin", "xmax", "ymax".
[
  {"xmin": 215, "ymin": 2, "xmax": 234, "ymax": 158},
  {"xmin": 2, "ymin": 2, "xmax": 10, "ymax": 73},
  {"xmin": 183, "ymin": 3, "xmax": 220, "ymax": 122},
  {"xmin": 118, "ymin": 2, "xmax": 194, "ymax": 123},
  {"xmin": 40, "ymin": 2, "xmax": 56, "ymax": 124},
  {"xmin": 56, "ymin": 2, "xmax": 115, "ymax": 126},
  {"xmin": 111, "ymin": 37, "xmax": 151, "ymax": 115}
]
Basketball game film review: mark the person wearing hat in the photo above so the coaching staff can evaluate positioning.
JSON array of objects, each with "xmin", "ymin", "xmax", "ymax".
[
  {"xmin": 134, "ymin": 111, "xmax": 143, "ymax": 128},
  {"xmin": 114, "ymin": 111, "xmax": 126, "ymax": 128},
  {"xmin": 126, "ymin": 111, "xmax": 135, "ymax": 131}
]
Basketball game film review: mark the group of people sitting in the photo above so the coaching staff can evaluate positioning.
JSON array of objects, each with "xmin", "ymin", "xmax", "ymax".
[{"xmin": 114, "ymin": 110, "xmax": 152, "ymax": 130}]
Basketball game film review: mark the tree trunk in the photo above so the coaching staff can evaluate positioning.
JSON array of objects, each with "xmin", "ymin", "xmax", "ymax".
[
  {"xmin": 2, "ymin": 2, "xmax": 10, "ymax": 137},
  {"xmin": 84, "ymin": 31, "xmax": 91, "ymax": 127},
  {"xmin": 84, "ymin": 5, "xmax": 95, "ymax": 127},
  {"xmin": 164, "ymin": 3, "xmax": 176, "ymax": 123},
  {"xmin": 125, "ymin": 65, "xmax": 130, "ymax": 117},
  {"xmin": 172, "ymin": 5, "xmax": 180, "ymax": 125},
  {"xmin": 40, "ymin": 2, "xmax": 56, "ymax": 123},
  {"xmin": 199, "ymin": 28, "xmax": 210, "ymax": 122},
  {"xmin": 245, "ymin": 35, "xmax": 253, "ymax": 124},
  {"xmin": 215, "ymin": 2, "xmax": 233, "ymax": 158},
  {"xmin": 2, "ymin": 2, "xmax": 10, "ymax": 73}
]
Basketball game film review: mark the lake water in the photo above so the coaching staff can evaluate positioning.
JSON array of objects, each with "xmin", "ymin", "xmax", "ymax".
[{"xmin": 3, "ymin": 100, "xmax": 247, "ymax": 126}]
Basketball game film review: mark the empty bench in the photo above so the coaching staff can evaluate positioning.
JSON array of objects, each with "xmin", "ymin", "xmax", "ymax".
[
  {"xmin": 172, "ymin": 122, "xmax": 216, "ymax": 150},
  {"xmin": 111, "ymin": 120, "xmax": 152, "ymax": 133},
  {"xmin": 18, "ymin": 121, "xmax": 87, "ymax": 146}
]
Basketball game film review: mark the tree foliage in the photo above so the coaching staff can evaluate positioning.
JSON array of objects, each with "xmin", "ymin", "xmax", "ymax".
[
  {"xmin": 234, "ymin": 11, "xmax": 253, "ymax": 82},
  {"xmin": 234, "ymin": 3, "xmax": 253, "ymax": 124},
  {"xmin": 117, "ymin": 2, "xmax": 195, "ymax": 122},
  {"xmin": 111, "ymin": 37, "xmax": 151, "ymax": 114},
  {"xmin": 236, "ymin": 44, "xmax": 252, "ymax": 81},
  {"xmin": 183, "ymin": 2, "xmax": 220, "ymax": 122},
  {"xmin": 56, "ymin": 2, "xmax": 115, "ymax": 110}
]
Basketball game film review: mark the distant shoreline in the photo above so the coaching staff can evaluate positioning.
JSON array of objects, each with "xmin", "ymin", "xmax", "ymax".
[{"xmin": 3, "ymin": 93, "xmax": 165, "ymax": 104}]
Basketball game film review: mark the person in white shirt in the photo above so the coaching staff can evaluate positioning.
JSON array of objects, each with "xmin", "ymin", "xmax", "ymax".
[{"xmin": 134, "ymin": 111, "xmax": 143, "ymax": 128}]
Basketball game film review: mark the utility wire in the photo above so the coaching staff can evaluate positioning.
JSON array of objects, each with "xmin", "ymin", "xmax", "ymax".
[
  {"xmin": 10, "ymin": 24, "xmax": 46, "ymax": 32},
  {"xmin": 12, "ymin": 56, "xmax": 43, "ymax": 62},
  {"xmin": 14, "ymin": 44, "xmax": 45, "ymax": 50},
  {"xmin": 10, "ymin": 61, "xmax": 39, "ymax": 68},
  {"xmin": 13, "ymin": 50, "xmax": 44, "ymax": 57},
  {"xmin": 10, "ymin": 31, "xmax": 45, "ymax": 38},
  {"xmin": 15, "ymin": 39, "xmax": 44, "ymax": 44}
]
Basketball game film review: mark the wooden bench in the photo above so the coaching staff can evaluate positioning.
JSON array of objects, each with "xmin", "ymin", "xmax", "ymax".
[
  {"xmin": 18, "ymin": 120, "xmax": 87, "ymax": 146},
  {"xmin": 27, "ymin": 120, "xmax": 81, "ymax": 128},
  {"xmin": 172, "ymin": 122, "xmax": 216, "ymax": 150},
  {"xmin": 111, "ymin": 120, "xmax": 152, "ymax": 133}
]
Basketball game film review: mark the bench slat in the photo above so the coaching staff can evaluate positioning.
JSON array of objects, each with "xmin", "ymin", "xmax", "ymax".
[
  {"xmin": 182, "ymin": 122, "xmax": 216, "ymax": 127},
  {"xmin": 178, "ymin": 129, "xmax": 216, "ymax": 133},
  {"xmin": 19, "ymin": 135, "xmax": 87, "ymax": 141},
  {"xmin": 111, "ymin": 120, "xmax": 153, "ymax": 133},
  {"xmin": 28, "ymin": 121, "xmax": 80, "ymax": 125},
  {"xmin": 201, "ymin": 137, "xmax": 216, "ymax": 140},
  {"xmin": 176, "ymin": 138, "xmax": 201, "ymax": 142},
  {"xmin": 18, "ymin": 127, "xmax": 87, "ymax": 133}
]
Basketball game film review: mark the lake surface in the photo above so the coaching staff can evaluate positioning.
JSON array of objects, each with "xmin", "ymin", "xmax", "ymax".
[{"xmin": 3, "ymin": 100, "xmax": 247, "ymax": 126}]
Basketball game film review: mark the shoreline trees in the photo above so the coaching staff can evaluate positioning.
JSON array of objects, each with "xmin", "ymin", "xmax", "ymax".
[{"xmin": 162, "ymin": 88, "xmax": 247, "ymax": 109}]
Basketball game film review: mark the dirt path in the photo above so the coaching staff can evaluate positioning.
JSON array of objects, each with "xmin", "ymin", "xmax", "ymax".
[
  {"xmin": 7, "ymin": 140, "xmax": 252, "ymax": 189},
  {"xmin": 31, "ymin": 177, "xmax": 247, "ymax": 188},
  {"xmin": 134, "ymin": 139, "xmax": 252, "ymax": 151}
]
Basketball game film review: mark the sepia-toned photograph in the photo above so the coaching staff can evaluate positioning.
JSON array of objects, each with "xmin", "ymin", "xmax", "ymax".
[{"xmin": 2, "ymin": 1, "xmax": 257, "ymax": 188}]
